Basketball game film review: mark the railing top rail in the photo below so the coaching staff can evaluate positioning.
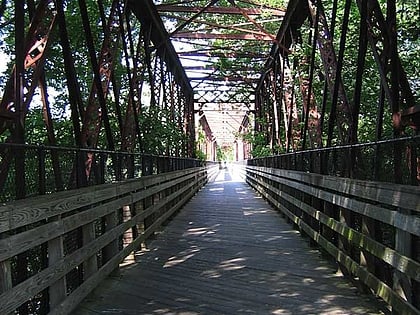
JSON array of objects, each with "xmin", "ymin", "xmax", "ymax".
[{"xmin": 249, "ymin": 135, "xmax": 420, "ymax": 160}]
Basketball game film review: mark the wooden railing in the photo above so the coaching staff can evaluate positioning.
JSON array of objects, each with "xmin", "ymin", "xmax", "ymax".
[
  {"xmin": 0, "ymin": 166, "xmax": 209, "ymax": 314},
  {"xmin": 246, "ymin": 166, "xmax": 419, "ymax": 315}
]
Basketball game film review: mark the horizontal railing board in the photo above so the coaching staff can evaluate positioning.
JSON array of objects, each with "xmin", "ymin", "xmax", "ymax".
[
  {"xmin": 0, "ymin": 167, "xmax": 207, "ymax": 314},
  {"xmin": 247, "ymin": 166, "xmax": 420, "ymax": 212},
  {"xmin": 247, "ymin": 173, "xmax": 420, "ymax": 281},
  {"xmin": 115, "ymin": 167, "xmax": 201, "ymax": 195},
  {"xmin": 0, "ymin": 168, "xmax": 206, "ymax": 233},
  {"xmin": 0, "ymin": 195, "xmax": 133, "ymax": 261},
  {"xmin": 247, "ymin": 167, "xmax": 420, "ymax": 236},
  {"xmin": 50, "ymin": 175, "xmax": 202, "ymax": 315},
  {"xmin": 247, "ymin": 174, "xmax": 419, "ymax": 315}
]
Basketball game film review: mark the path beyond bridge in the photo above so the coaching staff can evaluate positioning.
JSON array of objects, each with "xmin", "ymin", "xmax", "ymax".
[{"xmin": 73, "ymin": 167, "xmax": 387, "ymax": 315}]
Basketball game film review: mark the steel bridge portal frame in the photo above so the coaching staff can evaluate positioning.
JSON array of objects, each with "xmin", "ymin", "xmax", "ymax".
[{"xmin": 0, "ymin": 0, "xmax": 195, "ymax": 193}]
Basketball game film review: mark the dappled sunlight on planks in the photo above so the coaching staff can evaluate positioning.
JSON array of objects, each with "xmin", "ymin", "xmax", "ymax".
[
  {"xmin": 218, "ymin": 257, "xmax": 247, "ymax": 271},
  {"xmin": 164, "ymin": 247, "xmax": 200, "ymax": 268},
  {"xmin": 73, "ymin": 167, "xmax": 390, "ymax": 315}
]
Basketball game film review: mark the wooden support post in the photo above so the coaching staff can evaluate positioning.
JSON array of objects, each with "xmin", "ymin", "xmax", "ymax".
[
  {"xmin": 48, "ymin": 235, "xmax": 66, "ymax": 309},
  {"xmin": 0, "ymin": 258, "xmax": 12, "ymax": 315},
  {"xmin": 82, "ymin": 222, "xmax": 97, "ymax": 279},
  {"xmin": 414, "ymin": 235, "xmax": 420, "ymax": 308},
  {"xmin": 0, "ymin": 260, "xmax": 12, "ymax": 294},
  {"xmin": 338, "ymin": 208, "xmax": 352, "ymax": 278},
  {"xmin": 321, "ymin": 202, "xmax": 337, "ymax": 248},
  {"xmin": 122, "ymin": 205, "xmax": 133, "ymax": 248},
  {"xmin": 103, "ymin": 210, "xmax": 119, "ymax": 276},
  {"xmin": 135, "ymin": 201, "xmax": 146, "ymax": 250},
  {"xmin": 360, "ymin": 217, "xmax": 378, "ymax": 280},
  {"xmin": 394, "ymin": 210, "xmax": 413, "ymax": 307}
]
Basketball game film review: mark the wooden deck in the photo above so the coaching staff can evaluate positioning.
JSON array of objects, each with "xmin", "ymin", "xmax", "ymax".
[{"xmin": 73, "ymin": 167, "xmax": 388, "ymax": 315}]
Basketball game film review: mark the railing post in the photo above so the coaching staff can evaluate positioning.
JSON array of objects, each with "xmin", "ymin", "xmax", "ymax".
[
  {"xmin": 38, "ymin": 147, "xmax": 46, "ymax": 195},
  {"xmin": 0, "ymin": 260, "xmax": 12, "ymax": 301},
  {"xmin": 82, "ymin": 221, "xmax": 98, "ymax": 280},
  {"xmin": 394, "ymin": 211, "xmax": 413, "ymax": 307},
  {"xmin": 122, "ymin": 204, "xmax": 134, "ymax": 259},
  {"xmin": 116, "ymin": 152, "xmax": 122, "ymax": 181},
  {"xmin": 103, "ymin": 209, "xmax": 120, "ymax": 276},
  {"xmin": 48, "ymin": 231, "xmax": 66, "ymax": 309},
  {"xmin": 99, "ymin": 153, "xmax": 106, "ymax": 184},
  {"xmin": 127, "ymin": 153, "xmax": 135, "ymax": 179}
]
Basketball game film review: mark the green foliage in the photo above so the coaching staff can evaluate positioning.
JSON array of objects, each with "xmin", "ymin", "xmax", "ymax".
[
  {"xmin": 195, "ymin": 149, "xmax": 207, "ymax": 161},
  {"xmin": 139, "ymin": 106, "xmax": 187, "ymax": 155},
  {"xmin": 215, "ymin": 144, "xmax": 234, "ymax": 161},
  {"xmin": 239, "ymin": 117, "xmax": 274, "ymax": 158},
  {"xmin": 0, "ymin": 0, "xmax": 418, "ymax": 155}
]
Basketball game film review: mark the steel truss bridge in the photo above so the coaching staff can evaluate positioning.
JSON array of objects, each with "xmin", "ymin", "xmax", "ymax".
[{"xmin": 0, "ymin": 0, "xmax": 419, "ymax": 314}]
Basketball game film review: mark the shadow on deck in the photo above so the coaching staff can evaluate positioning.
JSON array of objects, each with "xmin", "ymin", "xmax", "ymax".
[{"xmin": 73, "ymin": 166, "xmax": 388, "ymax": 315}]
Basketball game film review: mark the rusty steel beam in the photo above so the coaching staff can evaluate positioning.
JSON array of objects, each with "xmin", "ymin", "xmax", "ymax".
[
  {"xmin": 189, "ymin": 75, "xmax": 258, "ymax": 82},
  {"xmin": 172, "ymin": 32, "xmax": 274, "ymax": 41},
  {"xmin": 0, "ymin": 0, "xmax": 57, "ymax": 135},
  {"xmin": 156, "ymin": 4, "xmax": 285, "ymax": 16},
  {"xmin": 80, "ymin": 0, "xmax": 123, "ymax": 152},
  {"xmin": 56, "ymin": 0, "xmax": 83, "ymax": 146},
  {"xmin": 228, "ymin": 0, "xmax": 277, "ymax": 42},
  {"xmin": 307, "ymin": 0, "xmax": 352, "ymax": 145},
  {"xmin": 0, "ymin": 0, "xmax": 58, "ymax": 197},
  {"xmin": 168, "ymin": 0, "xmax": 218, "ymax": 37},
  {"xmin": 358, "ymin": 0, "xmax": 415, "ymax": 119},
  {"xmin": 164, "ymin": 13, "xmax": 282, "ymax": 39},
  {"xmin": 178, "ymin": 51, "xmax": 266, "ymax": 58},
  {"xmin": 129, "ymin": 0, "xmax": 193, "ymax": 97},
  {"xmin": 121, "ymin": 10, "xmax": 144, "ymax": 153}
]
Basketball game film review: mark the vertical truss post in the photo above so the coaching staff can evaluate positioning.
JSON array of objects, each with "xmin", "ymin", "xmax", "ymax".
[
  {"xmin": 273, "ymin": 55, "xmax": 283, "ymax": 151},
  {"xmin": 187, "ymin": 92, "xmax": 195, "ymax": 157},
  {"xmin": 56, "ymin": 0, "xmax": 83, "ymax": 146},
  {"xmin": 79, "ymin": 0, "xmax": 123, "ymax": 150},
  {"xmin": 301, "ymin": 2, "xmax": 321, "ymax": 150},
  {"xmin": 144, "ymin": 25, "xmax": 157, "ymax": 109},
  {"xmin": 283, "ymin": 56, "xmax": 300, "ymax": 152},
  {"xmin": 14, "ymin": 4, "xmax": 28, "ymax": 314},
  {"xmin": 307, "ymin": 0, "xmax": 352, "ymax": 146},
  {"xmin": 78, "ymin": 0, "xmax": 126, "ymax": 182},
  {"xmin": 39, "ymin": 73, "xmax": 64, "ymax": 190},
  {"xmin": 120, "ymin": 8, "xmax": 141, "ymax": 154},
  {"xmin": 270, "ymin": 69, "xmax": 279, "ymax": 152}
]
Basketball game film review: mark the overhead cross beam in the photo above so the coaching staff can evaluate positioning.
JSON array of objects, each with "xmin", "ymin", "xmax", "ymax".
[
  {"xmin": 156, "ymin": 4, "xmax": 285, "ymax": 16},
  {"xmin": 172, "ymin": 32, "xmax": 274, "ymax": 41}
]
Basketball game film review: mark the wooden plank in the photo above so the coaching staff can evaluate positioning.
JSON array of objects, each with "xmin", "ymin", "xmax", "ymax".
[
  {"xmin": 247, "ymin": 167, "xmax": 420, "ymax": 235},
  {"xmin": 248, "ymin": 177, "xmax": 419, "ymax": 315},
  {"xmin": 0, "ymin": 260, "xmax": 12, "ymax": 294},
  {"xmin": 49, "ymin": 220, "xmax": 150, "ymax": 315},
  {"xmin": 130, "ymin": 172, "xmax": 197, "ymax": 203},
  {"xmin": 0, "ymin": 167, "xmax": 206, "ymax": 233},
  {"xmin": 0, "ymin": 171, "xmax": 206, "ymax": 261},
  {"xmin": 0, "ymin": 196, "xmax": 133, "ymax": 261},
  {"xmin": 0, "ymin": 184, "xmax": 117, "ymax": 233},
  {"xmin": 49, "ymin": 175, "xmax": 205, "ymax": 315},
  {"xmin": 73, "ymin": 170, "xmax": 387, "ymax": 315},
  {"xmin": 247, "ymin": 166, "xmax": 420, "ymax": 212},
  {"xmin": 248, "ymin": 174, "xmax": 420, "ymax": 281},
  {"xmin": 82, "ymin": 222, "xmax": 98, "ymax": 279},
  {"xmin": 0, "ymin": 170, "xmax": 206, "ymax": 313},
  {"xmin": 116, "ymin": 167, "xmax": 202, "ymax": 195},
  {"xmin": 48, "ymin": 235, "xmax": 66, "ymax": 308}
]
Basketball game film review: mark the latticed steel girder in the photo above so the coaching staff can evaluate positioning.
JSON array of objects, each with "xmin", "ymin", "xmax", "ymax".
[
  {"xmin": 359, "ymin": 0, "xmax": 416, "ymax": 131},
  {"xmin": 0, "ymin": 0, "xmax": 195, "ymax": 189},
  {"xmin": 0, "ymin": 0, "xmax": 57, "ymax": 134},
  {"xmin": 254, "ymin": 0, "xmax": 417, "ymax": 160},
  {"xmin": 155, "ymin": 0, "xmax": 286, "ymax": 147}
]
